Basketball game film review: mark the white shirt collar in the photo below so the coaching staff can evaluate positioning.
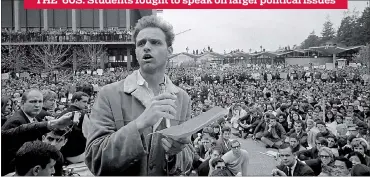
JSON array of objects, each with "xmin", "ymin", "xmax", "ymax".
[
  {"xmin": 287, "ymin": 160, "xmax": 298, "ymax": 176},
  {"xmin": 22, "ymin": 109, "xmax": 36, "ymax": 123}
]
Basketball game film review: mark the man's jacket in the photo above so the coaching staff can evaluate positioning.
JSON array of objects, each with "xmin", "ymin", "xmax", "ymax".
[{"xmin": 83, "ymin": 70, "xmax": 193, "ymax": 176}]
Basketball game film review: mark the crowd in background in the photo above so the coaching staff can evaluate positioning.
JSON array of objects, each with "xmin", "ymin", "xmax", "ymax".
[
  {"xmin": 2, "ymin": 64, "xmax": 370, "ymax": 176},
  {"xmin": 1, "ymin": 28, "xmax": 133, "ymax": 43}
]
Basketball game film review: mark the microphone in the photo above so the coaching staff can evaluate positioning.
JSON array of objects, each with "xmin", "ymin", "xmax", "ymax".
[{"xmin": 159, "ymin": 83, "xmax": 171, "ymax": 128}]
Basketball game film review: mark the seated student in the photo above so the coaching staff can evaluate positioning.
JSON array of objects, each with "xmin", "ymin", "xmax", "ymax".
[
  {"xmin": 332, "ymin": 156, "xmax": 352, "ymax": 176},
  {"xmin": 209, "ymin": 157, "xmax": 234, "ymax": 176},
  {"xmin": 13, "ymin": 141, "xmax": 62, "ymax": 176},
  {"xmin": 221, "ymin": 140, "xmax": 249, "ymax": 176},
  {"xmin": 42, "ymin": 129, "xmax": 70, "ymax": 176},
  {"xmin": 286, "ymin": 119, "xmax": 308, "ymax": 147},
  {"xmin": 216, "ymin": 127, "xmax": 232, "ymax": 155},
  {"xmin": 327, "ymin": 134, "xmax": 340, "ymax": 157},
  {"xmin": 197, "ymin": 147, "xmax": 222, "ymax": 176},
  {"xmin": 272, "ymin": 143, "xmax": 314, "ymax": 176},
  {"xmin": 316, "ymin": 120, "xmax": 335, "ymax": 139},
  {"xmin": 261, "ymin": 115, "xmax": 286, "ymax": 149},
  {"xmin": 297, "ymin": 137, "xmax": 328, "ymax": 161},
  {"xmin": 288, "ymin": 133, "xmax": 306, "ymax": 153}
]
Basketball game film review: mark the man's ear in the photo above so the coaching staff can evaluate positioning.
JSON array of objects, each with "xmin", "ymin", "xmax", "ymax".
[
  {"xmin": 32, "ymin": 165, "xmax": 41, "ymax": 176},
  {"xmin": 42, "ymin": 135, "xmax": 46, "ymax": 141},
  {"xmin": 62, "ymin": 138, "xmax": 68, "ymax": 146}
]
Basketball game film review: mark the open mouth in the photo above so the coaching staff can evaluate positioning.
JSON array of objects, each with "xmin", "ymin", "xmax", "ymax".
[{"xmin": 142, "ymin": 54, "xmax": 153, "ymax": 60}]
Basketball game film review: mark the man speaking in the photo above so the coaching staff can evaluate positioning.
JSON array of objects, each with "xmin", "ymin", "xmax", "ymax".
[{"xmin": 83, "ymin": 15, "xmax": 193, "ymax": 175}]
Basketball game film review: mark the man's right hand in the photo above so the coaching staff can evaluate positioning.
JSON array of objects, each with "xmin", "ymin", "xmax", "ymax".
[
  {"xmin": 135, "ymin": 93, "xmax": 177, "ymax": 132},
  {"xmin": 48, "ymin": 112, "xmax": 74, "ymax": 130}
]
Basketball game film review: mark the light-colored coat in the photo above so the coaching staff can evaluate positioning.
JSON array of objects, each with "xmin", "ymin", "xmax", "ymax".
[{"xmin": 83, "ymin": 70, "xmax": 192, "ymax": 176}]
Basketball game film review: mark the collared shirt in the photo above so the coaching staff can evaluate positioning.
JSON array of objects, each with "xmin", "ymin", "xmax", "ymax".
[
  {"xmin": 22, "ymin": 109, "xmax": 37, "ymax": 123},
  {"xmin": 137, "ymin": 71, "xmax": 170, "ymax": 132},
  {"xmin": 287, "ymin": 160, "xmax": 298, "ymax": 176}
]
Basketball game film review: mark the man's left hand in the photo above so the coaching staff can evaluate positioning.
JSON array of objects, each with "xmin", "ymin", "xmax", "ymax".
[{"xmin": 161, "ymin": 137, "xmax": 190, "ymax": 156}]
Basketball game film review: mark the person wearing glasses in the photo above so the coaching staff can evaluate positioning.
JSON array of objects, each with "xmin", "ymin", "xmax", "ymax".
[
  {"xmin": 297, "ymin": 137, "xmax": 328, "ymax": 161},
  {"xmin": 303, "ymin": 147, "xmax": 336, "ymax": 176},
  {"xmin": 272, "ymin": 143, "xmax": 314, "ymax": 176},
  {"xmin": 221, "ymin": 140, "xmax": 249, "ymax": 176}
]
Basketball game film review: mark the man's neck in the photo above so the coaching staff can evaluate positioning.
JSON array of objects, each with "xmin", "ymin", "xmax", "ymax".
[
  {"xmin": 22, "ymin": 109, "xmax": 35, "ymax": 119},
  {"xmin": 140, "ymin": 69, "xmax": 165, "ymax": 93}
]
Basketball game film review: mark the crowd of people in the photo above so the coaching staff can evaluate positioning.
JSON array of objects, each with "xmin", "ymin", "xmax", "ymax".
[
  {"xmin": 1, "ymin": 28, "xmax": 133, "ymax": 43},
  {"xmin": 2, "ymin": 15, "xmax": 370, "ymax": 177},
  {"xmin": 1, "ymin": 63, "xmax": 370, "ymax": 176}
]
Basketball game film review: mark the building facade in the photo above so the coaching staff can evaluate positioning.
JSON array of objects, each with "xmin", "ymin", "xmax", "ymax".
[{"xmin": 1, "ymin": 0, "xmax": 157, "ymax": 71}]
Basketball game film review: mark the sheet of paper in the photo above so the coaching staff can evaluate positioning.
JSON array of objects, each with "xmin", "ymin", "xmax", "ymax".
[{"xmin": 157, "ymin": 106, "xmax": 228, "ymax": 139}]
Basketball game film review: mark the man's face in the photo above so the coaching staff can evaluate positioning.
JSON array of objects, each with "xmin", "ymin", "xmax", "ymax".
[
  {"xmin": 210, "ymin": 150, "xmax": 221, "ymax": 159},
  {"xmin": 347, "ymin": 106, "xmax": 354, "ymax": 113},
  {"xmin": 279, "ymin": 147, "xmax": 295, "ymax": 167},
  {"xmin": 231, "ymin": 141, "xmax": 241, "ymax": 157},
  {"xmin": 135, "ymin": 27, "xmax": 172, "ymax": 74},
  {"xmin": 269, "ymin": 119, "xmax": 277, "ymax": 126},
  {"xmin": 75, "ymin": 96, "xmax": 89, "ymax": 110},
  {"xmin": 213, "ymin": 127, "xmax": 220, "ymax": 133},
  {"xmin": 215, "ymin": 162, "xmax": 226, "ymax": 170},
  {"xmin": 354, "ymin": 145, "xmax": 365, "ymax": 155},
  {"xmin": 344, "ymin": 117, "xmax": 353, "ymax": 125},
  {"xmin": 315, "ymin": 140, "xmax": 327, "ymax": 151},
  {"xmin": 222, "ymin": 131, "xmax": 230, "ymax": 140},
  {"xmin": 294, "ymin": 122, "xmax": 302, "ymax": 132},
  {"xmin": 363, "ymin": 106, "xmax": 369, "ymax": 113},
  {"xmin": 327, "ymin": 138, "xmax": 335, "ymax": 148},
  {"xmin": 35, "ymin": 159, "xmax": 56, "ymax": 176},
  {"xmin": 22, "ymin": 91, "xmax": 43, "ymax": 117},
  {"xmin": 289, "ymin": 138, "xmax": 299, "ymax": 148},
  {"xmin": 317, "ymin": 124, "xmax": 326, "ymax": 133},
  {"xmin": 44, "ymin": 98, "xmax": 57, "ymax": 110},
  {"xmin": 349, "ymin": 129, "xmax": 359, "ymax": 136},
  {"xmin": 42, "ymin": 132, "xmax": 67, "ymax": 151},
  {"xmin": 333, "ymin": 160, "xmax": 350, "ymax": 176},
  {"xmin": 201, "ymin": 138, "xmax": 212, "ymax": 149}
]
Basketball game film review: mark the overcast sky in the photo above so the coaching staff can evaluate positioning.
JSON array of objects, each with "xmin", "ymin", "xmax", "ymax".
[{"xmin": 160, "ymin": 2, "xmax": 368, "ymax": 54}]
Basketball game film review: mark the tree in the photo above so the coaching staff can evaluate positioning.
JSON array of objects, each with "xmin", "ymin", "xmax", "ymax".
[
  {"xmin": 356, "ymin": 7, "xmax": 370, "ymax": 45},
  {"xmin": 76, "ymin": 44, "xmax": 107, "ymax": 70},
  {"xmin": 300, "ymin": 30, "xmax": 321, "ymax": 49},
  {"xmin": 321, "ymin": 15, "xmax": 336, "ymax": 44},
  {"xmin": 1, "ymin": 45, "xmax": 29, "ymax": 73},
  {"xmin": 355, "ymin": 44, "xmax": 370, "ymax": 73},
  {"xmin": 337, "ymin": 15, "xmax": 356, "ymax": 46},
  {"xmin": 30, "ymin": 44, "xmax": 72, "ymax": 72}
]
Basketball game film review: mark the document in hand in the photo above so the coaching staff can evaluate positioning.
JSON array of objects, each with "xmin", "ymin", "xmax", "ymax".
[{"xmin": 157, "ymin": 106, "xmax": 228, "ymax": 139}]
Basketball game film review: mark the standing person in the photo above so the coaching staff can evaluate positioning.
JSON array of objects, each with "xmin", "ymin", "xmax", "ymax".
[
  {"xmin": 83, "ymin": 15, "xmax": 193, "ymax": 176},
  {"xmin": 2, "ymin": 89, "xmax": 43, "ymax": 130},
  {"xmin": 58, "ymin": 91, "xmax": 89, "ymax": 164}
]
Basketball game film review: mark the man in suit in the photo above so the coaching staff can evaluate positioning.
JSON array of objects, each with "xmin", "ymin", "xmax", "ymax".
[
  {"xmin": 216, "ymin": 127, "xmax": 232, "ymax": 155},
  {"xmin": 3, "ymin": 89, "xmax": 43, "ymax": 130},
  {"xmin": 272, "ymin": 143, "xmax": 315, "ymax": 176},
  {"xmin": 83, "ymin": 15, "xmax": 193, "ymax": 176}
]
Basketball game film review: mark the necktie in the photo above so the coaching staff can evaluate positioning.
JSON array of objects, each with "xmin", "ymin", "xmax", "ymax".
[{"xmin": 287, "ymin": 167, "xmax": 292, "ymax": 176}]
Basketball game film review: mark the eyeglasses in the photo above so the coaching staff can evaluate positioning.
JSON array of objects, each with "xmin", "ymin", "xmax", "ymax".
[
  {"xmin": 216, "ymin": 166, "xmax": 225, "ymax": 170},
  {"xmin": 231, "ymin": 146, "xmax": 240, "ymax": 149},
  {"xmin": 320, "ymin": 155, "xmax": 331, "ymax": 159}
]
